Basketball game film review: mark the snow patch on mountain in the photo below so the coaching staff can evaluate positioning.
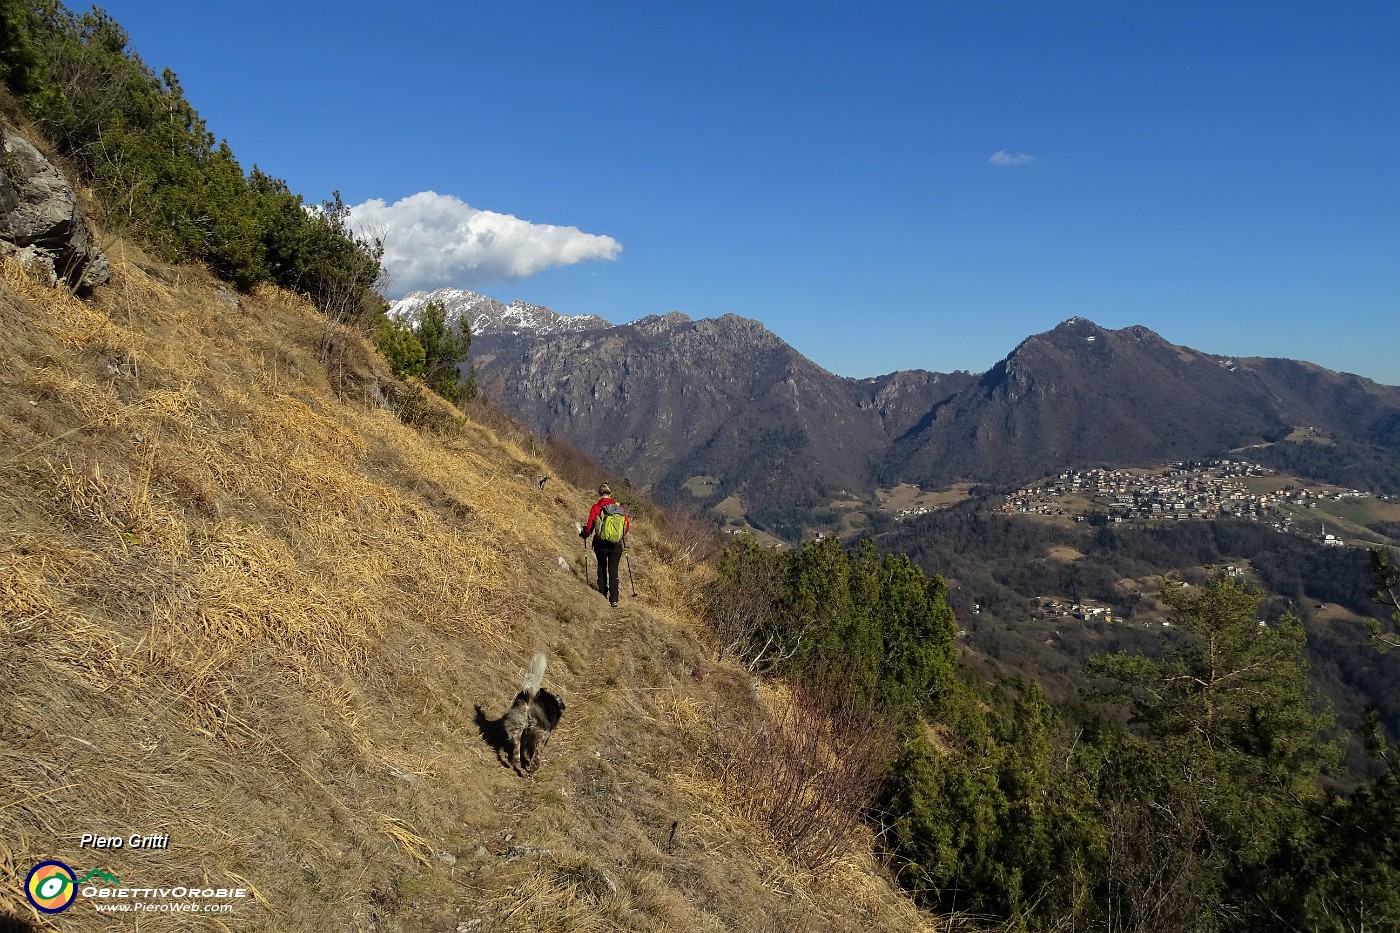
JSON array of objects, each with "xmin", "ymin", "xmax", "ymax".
[{"xmin": 388, "ymin": 288, "xmax": 613, "ymax": 336}]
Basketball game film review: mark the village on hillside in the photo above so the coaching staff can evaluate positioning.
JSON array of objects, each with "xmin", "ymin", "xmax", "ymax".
[
  {"xmin": 875, "ymin": 459, "xmax": 1395, "ymax": 632},
  {"xmin": 999, "ymin": 459, "xmax": 1383, "ymax": 548}
]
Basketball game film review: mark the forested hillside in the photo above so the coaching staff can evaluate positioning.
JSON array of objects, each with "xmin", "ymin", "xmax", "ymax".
[
  {"xmin": 883, "ymin": 499, "xmax": 1400, "ymax": 769},
  {"xmin": 709, "ymin": 532, "xmax": 1400, "ymax": 929}
]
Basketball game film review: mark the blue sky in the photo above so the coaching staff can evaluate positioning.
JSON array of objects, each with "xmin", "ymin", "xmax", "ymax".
[{"xmin": 96, "ymin": 1, "xmax": 1398, "ymax": 384}]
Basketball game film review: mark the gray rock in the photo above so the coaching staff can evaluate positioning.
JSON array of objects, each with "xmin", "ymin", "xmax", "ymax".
[
  {"xmin": 0, "ymin": 131, "xmax": 110, "ymax": 291},
  {"xmin": 10, "ymin": 244, "xmax": 55, "ymax": 286},
  {"xmin": 504, "ymin": 845, "xmax": 548, "ymax": 862}
]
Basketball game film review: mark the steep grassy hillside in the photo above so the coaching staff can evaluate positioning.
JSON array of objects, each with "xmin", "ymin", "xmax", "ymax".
[{"xmin": 0, "ymin": 249, "xmax": 935, "ymax": 932}]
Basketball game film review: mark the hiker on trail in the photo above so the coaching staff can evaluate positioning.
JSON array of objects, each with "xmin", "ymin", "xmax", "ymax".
[{"xmin": 580, "ymin": 483, "xmax": 629, "ymax": 608}]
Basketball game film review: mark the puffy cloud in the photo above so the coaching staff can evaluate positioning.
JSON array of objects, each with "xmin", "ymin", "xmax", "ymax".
[
  {"xmin": 348, "ymin": 191, "xmax": 621, "ymax": 296},
  {"xmin": 988, "ymin": 150, "xmax": 1036, "ymax": 167}
]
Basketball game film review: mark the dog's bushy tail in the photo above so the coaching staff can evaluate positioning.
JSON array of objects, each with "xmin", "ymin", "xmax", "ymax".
[{"xmin": 522, "ymin": 653, "xmax": 547, "ymax": 699}]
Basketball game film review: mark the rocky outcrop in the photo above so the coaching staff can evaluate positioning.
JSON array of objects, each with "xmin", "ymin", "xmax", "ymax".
[{"xmin": 0, "ymin": 129, "xmax": 109, "ymax": 291}]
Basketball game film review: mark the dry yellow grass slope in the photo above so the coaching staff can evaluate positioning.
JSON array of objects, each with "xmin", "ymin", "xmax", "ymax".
[{"xmin": 0, "ymin": 247, "xmax": 939, "ymax": 931}]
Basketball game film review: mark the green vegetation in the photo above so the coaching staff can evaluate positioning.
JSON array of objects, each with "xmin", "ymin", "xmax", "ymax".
[
  {"xmin": 375, "ymin": 300, "xmax": 477, "ymax": 402},
  {"xmin": 1371, "ymin": 546, "xmax": 1400, "ymax": 651},
  {"xmin": 1087, "ymin": 579, "xmax": 1341, "ymax": 928},
  {"xmin": 708, "ymin": 534, "xmax": 957, "ymax": 722},
  {"xmin": 706, "ymin": 536, "xmax": 1400, "ymax": 930}
]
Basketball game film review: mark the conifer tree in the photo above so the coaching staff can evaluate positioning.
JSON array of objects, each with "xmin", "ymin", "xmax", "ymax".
[
  {"xmin": 1368, "ymin": 546, "xmax": 1400, "ymax": 651},
  {"xmin": 1095, "ymin": 576, "xmax": 1336, "ymax": 783},
  {"xmin": 1090, "ymin": 575, "xmax": 1339, "ymax": 926},
  {"xmin": 375, "ymin": 316, "xmax": 425, "ymax": 379},
  {"xmin": 878, "ymin": 677, "xmax": 1101, "ymax": 925},
  {"xmin": 1271, "ymin": 709, "xmax": 1400, "ymax": 929},
  {"xmin": 414, "ymin": 300, "xmax": 471, "ymax": 403},
  {"xmin": 871, "ymin": 550, "xmax": 957, "ymax": 719}
]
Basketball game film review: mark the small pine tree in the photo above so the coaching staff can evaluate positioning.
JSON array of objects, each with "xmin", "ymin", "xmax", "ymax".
[
  {"xmin": 415, "ymin": 300, "xmax": 470, "ymax": 403},
  {"xmin": 374, "ymin": 316, "xmax": 425, "ymax": 379},
  {"xmin": 1090, "ymin": 575, "xmax": 1339, "ymax": 925}
]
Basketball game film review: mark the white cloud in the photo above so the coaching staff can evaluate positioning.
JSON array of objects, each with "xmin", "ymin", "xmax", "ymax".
[
  {"xmin": 348, "ymin": 191, "xmax": 621, "ymax": 296},
  {"xmin": 989, "ymin": 150, "xmax": 1036, "ymax": 167}
]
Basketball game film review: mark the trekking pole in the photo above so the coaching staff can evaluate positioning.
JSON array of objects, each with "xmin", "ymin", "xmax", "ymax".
[
  {"xmin": 576, "ymin": 522, "xmax": 587, "ymax": 582},
  {"xmin": 625, "ymin": 549, "xmax": 638, "ymax": 597}
]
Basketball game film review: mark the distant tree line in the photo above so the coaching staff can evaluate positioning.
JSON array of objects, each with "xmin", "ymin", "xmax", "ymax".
[
  {"xmin": 1247, "ymin": 438, "xmax": 1400, "ymax": 496},
  {"xmin": 703, "ymin": 533, "xmax": 1400, "ymax": 930},
  {"xmin": 0, "ymin": 1, "xmax": 473, "ymax": 406}
]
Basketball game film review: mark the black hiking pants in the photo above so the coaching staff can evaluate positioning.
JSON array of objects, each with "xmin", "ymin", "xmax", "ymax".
[{"xmin": 593, "ymin": 540, "xmax": 623, "ymax": 604}]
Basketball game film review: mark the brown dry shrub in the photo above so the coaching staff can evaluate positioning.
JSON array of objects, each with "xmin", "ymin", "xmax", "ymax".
[
  {"xmin": 719, "ymin": 680, "xmax": 895, "ymax": 872},
  {"xmin": 654, "ymin": 504, "xmax": 726, "ymax": 567},
  {"xmin": 540, "ymin": 433, "xmax": 611, "ymax": 492}
]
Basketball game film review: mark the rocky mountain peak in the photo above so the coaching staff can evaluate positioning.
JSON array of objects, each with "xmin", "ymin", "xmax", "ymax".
[
  {"xmin": 629, "ymin": 311, "xmax": 693, "ymax": 335},
  {"xmin": 1007, "ymin": 319, "xmax": 1164, "ymax": 370},
  {"xmin": 1054, "ymin": 315, "xmax": 1101, "ymax": 332},
  {"xmin": 389, "ymin": 287, "xmax": 612, "ymax": 337},
  {"xmin": 623, "ymin": 310, "xmax": 786, "ymax": 354}
]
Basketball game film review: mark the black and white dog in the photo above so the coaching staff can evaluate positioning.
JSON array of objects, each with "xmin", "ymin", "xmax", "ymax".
[{"xmin": 501, "ymin": 653, "xmax": 566, "ymax": 774}]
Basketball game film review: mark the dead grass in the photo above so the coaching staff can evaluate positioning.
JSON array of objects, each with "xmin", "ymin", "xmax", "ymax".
[
  {"xmin": 875, "ymin": 482, "xmax": 976, "ymax": 514},
  {"xmin": 715, "ymin": 680, "xmax": 894, "ymax": 873},
  {"xmin": 0, "ymin": 246, "xmax": 943, "ymax": 932}
]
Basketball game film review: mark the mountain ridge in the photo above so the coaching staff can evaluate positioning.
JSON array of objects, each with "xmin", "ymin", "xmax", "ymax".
[
  {"xmin": 461, "ymin": 296, "xmax": 1400, "ymax": 536},
  {"xmin": 471, "ymin": 306, "xmax": 974, "ymax": 536},
  {"xmin": 389, "ymin": 287, "xmax": 613, "ymax": 337}
]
